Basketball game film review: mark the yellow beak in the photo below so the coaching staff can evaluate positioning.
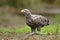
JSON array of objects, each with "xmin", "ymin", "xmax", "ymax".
[{"xmin": 21, "ymin": 10, "xmax": 25, "ymax": 13}]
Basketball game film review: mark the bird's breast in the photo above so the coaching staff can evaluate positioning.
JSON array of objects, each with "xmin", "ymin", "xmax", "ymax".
[{"xmin": 26, "ymin": 19, "xmax": 40, "ymax": 27}]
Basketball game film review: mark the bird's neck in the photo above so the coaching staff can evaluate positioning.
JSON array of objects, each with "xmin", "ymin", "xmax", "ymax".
[{"xmin": 25, "ymin": 13, "xmax": 32, "ymax": 19}]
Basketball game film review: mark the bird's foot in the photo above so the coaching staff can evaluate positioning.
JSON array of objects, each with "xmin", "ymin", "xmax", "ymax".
[
  {"xmin": 29, "ymin": 32, "xmax": 35, "ymax": 35},
  {"xmin": 29, "ymin": 31, "xmax": 40, "ymax": 35},
  {"xmin": 33, "ymin": 31, "xmax": 40, "ymax": 35}
]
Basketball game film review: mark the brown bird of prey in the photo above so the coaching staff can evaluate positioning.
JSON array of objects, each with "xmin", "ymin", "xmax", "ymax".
[{"xmin": 21, "ymin": 9, "xmax": 49, "ymax": 34}]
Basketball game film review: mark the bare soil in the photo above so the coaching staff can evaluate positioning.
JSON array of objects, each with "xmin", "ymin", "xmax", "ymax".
[{"xmin": 0, "ymin": 33, "xmax": 60, "ymax": 40}]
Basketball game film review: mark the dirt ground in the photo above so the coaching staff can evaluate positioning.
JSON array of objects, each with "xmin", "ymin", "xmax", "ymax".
[{"xmin": 0, "ymin": 33, "xmax": 60, "ymax": 40}]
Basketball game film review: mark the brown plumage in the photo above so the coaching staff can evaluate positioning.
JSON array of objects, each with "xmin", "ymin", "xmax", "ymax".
[{"xmin": 21, "ymin": 9, "xmax": 49, "ymax": 33}]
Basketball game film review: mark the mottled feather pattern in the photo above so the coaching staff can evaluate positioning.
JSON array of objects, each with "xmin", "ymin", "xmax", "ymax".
[{"xmin": 21, "ymin": 9, "xmax": 49, "ymax": 32}]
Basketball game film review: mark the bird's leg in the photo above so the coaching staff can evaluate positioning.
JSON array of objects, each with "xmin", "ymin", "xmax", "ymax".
[
  {"xmin": 30, "ymin": 27, "xmax": 36, "ymax": 35},
  {"xmin": 37, "ymin": 27, "xmax": 41, "ymax": 31},
  {"xmin": 35, "ymin": 27, "xmax": 41, "ymax": 35}
]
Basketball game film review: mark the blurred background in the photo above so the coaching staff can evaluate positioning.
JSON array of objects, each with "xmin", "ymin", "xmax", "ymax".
[{"xmin": 0, "ymin": 0, "xmax": 60, "ymax": 29}]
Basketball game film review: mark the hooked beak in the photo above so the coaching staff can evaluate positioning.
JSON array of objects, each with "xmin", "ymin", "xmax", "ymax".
[{"xmin": 21, "ymin": 10, "xmax": 25, "ymax": 13}]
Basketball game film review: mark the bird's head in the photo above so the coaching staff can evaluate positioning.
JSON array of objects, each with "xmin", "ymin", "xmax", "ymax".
[
  {"xmin": 21, "ymin": 9, "xmax": 31, "ymax": 18},
  {"xmin": 21, "ymin": 9, "xmax": 31, "ymax": 14}
]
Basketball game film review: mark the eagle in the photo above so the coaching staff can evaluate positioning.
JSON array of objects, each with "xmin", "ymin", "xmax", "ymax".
[{"xmin": 21, "ymin": 9, "xmax": 49, "ymax": 34}]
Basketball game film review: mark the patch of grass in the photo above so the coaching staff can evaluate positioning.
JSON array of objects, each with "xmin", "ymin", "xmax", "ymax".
[
  {"xmin": 0, "ymin": 28, "xmax": 13, "ymax": 33},
  {"xmin": 14, "ymin": 26, "xmax": 31, "ymax": 34},
  {"xmin": 41, "ymin": 24, "xmax": 60, "ymax": 34},
  {"xmin": 0, "ymin": 26, "xmax": 31, "ymax": 34}
]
